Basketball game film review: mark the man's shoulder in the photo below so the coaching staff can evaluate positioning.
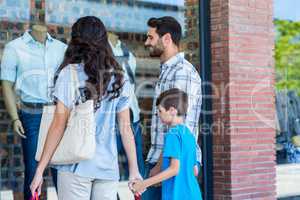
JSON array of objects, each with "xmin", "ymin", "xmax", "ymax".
[{"xmin": 173, "ymin": 58, "xmax": 200, "ymax": 78}]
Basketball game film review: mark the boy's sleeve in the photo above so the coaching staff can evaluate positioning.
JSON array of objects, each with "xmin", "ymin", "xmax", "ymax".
[{"xmin": 163, "ymin": 133, "xmax": 181, "ymax": 159}]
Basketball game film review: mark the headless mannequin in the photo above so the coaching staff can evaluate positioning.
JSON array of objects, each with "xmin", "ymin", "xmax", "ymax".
[
  {"xmin": 108, "ymin": 31, "xmax": 119, "ymax": 48},
  {"xmin": 2, "ymin": 25, "xmax": 48, "ymax": 138}
]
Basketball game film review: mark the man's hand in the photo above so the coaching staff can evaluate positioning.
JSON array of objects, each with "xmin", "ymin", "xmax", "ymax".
[{"xmin": 13, "ymin": 119, "xmax": 26, "ymax": 139}]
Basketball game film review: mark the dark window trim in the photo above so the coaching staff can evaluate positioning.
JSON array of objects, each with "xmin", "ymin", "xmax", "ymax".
[{"xmin": 199, "ymin": 0, "xmax": 214, "ymax": 199}]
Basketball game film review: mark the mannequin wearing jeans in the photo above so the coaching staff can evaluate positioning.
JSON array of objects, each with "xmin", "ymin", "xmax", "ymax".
[
  {"xmin": 108, "ymin": 32, "xmax": 145, "ymax": 180},
  {"xmin": 1, "ymin": 24, "xmax": 66, "ymax": 199}
]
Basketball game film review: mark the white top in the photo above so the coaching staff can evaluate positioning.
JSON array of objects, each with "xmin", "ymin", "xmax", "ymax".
[{"xmin": 110, "ymin": 40, "xmax": 141, "ymax": 122}]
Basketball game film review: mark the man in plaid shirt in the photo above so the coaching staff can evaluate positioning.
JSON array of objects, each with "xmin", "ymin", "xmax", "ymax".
[{"xmin": 142, "ymin": 16, "xmax": 202, "ymax": 200}]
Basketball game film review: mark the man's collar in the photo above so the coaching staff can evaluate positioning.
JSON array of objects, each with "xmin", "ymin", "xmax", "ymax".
[
  {"xmin": 161, "ymin": 52, "xmax": 185, "ymax": 70},
  {"xmin": 22, "ymin": 30, "xmax": 54, "ymax": 43}
]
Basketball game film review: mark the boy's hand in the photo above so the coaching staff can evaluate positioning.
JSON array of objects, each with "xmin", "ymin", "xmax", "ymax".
[{"xmin": 131, "ymin": 180, "xmax": 146, "ymax": 194}]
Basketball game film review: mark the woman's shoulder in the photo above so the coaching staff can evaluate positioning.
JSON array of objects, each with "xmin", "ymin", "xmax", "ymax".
[
  {"xmin": 64, "ymin": 63, "xmax": 83, "ymax": 72},
  {"xmin": 107, "ymin": 75, "xmax": 129, "ymax": 91},
  {"xmin": 58, "ymin": 63, "xmax": 85, "ymax": 79}
]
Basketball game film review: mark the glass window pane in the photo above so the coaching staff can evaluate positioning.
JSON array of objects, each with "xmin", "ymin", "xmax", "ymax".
[{"xmin": 0, "ymin": 0, "xmax": 201, "ymax": 199}]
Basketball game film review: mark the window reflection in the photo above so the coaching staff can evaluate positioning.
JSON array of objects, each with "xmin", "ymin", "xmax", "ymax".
[
  {"xmin": 0, "ymin": 0, "xmax": 201, "ymax": 199},
  {"xmin": 0, "ymin": 0, "xmax": 30, "ymax": 22},
  {"xmin": 46, "ymin": 1, "xmax": 185, "ymax": 34}
]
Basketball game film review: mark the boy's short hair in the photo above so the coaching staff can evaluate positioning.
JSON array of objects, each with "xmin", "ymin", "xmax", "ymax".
[
  {"xmin": 147, "ymin": 16, "xmax": 182, "ymax": 47},
  {"xmin": 156, "ymin": 88, "xmax": 188, "ymax": 116}
]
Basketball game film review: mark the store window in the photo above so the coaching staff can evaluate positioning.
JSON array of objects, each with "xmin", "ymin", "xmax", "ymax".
[{"xmin": 0, "ymin": 0, "xmax": 201, "ymax": 199}]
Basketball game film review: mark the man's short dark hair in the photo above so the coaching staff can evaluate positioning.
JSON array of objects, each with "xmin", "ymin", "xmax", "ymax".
[
  {"xmin": 156, "ymin": 88, "xmax": 188, "ymax": 116},
  {"xmin": 147, "ymin": 16, "xmax": 182, "ymax": 46}
]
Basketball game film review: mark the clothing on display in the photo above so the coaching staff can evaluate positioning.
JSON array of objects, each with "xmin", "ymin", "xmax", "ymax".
[
  {"xmin": 110, "ymin": 39, "xmax": 141, "ymax": 123},
  {"xmin": 0, "ymin": 29, "xmax": 67, "ymax": 200},
  {"xmin": 1, "ymin": 31, "xmax": 67, "ymax": 103}
]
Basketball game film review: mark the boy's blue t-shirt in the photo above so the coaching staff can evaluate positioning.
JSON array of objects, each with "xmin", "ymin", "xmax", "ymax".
[{"xmin": 162, "ymin": 124, "xmax": 202, "ymax": 200}]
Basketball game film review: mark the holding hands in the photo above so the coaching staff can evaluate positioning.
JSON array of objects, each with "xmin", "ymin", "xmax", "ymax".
[
  {"xmin": 128, "ymin": 170, "xmax": 145, "ymax": 198},
  {"xmin": 130, "ymin": 179, "xmax": 146, "ymax": 194}
]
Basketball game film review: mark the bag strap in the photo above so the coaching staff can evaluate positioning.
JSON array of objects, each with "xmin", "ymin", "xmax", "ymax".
[{"xmin": 70, "ymin": 64, "xmax": 82, "ymax": 104}]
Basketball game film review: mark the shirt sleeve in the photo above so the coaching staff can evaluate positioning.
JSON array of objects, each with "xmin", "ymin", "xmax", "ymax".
[
  {"xmin": 0, "ymin": 44, "xmax": 18, "ymax": 82},
  {"xmin": 53, "ymin": 66, "xmax": 76, "ymax": 109},
  {"xmin": 163, "ymin": 133, "xmax": 181, "ymax": 159},
  {"xmin": 116, "ymin": 79, "xmax": 130, "ymax": 113},
  {"xmin": 173, "ymin": 67, "xmax": 203, "ymax": 164},
  {"xmin": 172, "ymin": 67, "xmax": 202, "ymax": 131}
]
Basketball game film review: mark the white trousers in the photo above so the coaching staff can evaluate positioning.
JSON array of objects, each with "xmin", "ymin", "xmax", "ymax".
[{"xmin": 57, "ymin": 171, "xmax": 118, "ymax": 200}]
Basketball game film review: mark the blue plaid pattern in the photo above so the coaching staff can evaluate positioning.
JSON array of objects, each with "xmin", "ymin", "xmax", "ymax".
[{"xmin": 146, "ymin": 53, "xmax": 202, "ymax": 164}]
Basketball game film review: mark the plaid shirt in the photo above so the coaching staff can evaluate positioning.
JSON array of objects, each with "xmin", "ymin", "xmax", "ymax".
[{"xmin": 146, "ymin": 52, "xmax": 202, "ymax": 164}]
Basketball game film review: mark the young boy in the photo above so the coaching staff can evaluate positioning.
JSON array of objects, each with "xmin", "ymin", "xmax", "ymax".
[{"xmin": 131, "ymin": 88, "xmax": 202, "ymax": 200}]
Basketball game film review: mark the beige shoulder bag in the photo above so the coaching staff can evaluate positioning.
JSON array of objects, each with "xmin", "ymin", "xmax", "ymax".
[{"xmin": 35, "ymin": 65, "xmax": 96, "ymax": 165}]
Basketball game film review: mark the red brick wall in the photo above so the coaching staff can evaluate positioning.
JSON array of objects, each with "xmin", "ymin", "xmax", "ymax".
[{"xmin": 211, "ymin": 0, "xmax": 276, "ymax": 199}]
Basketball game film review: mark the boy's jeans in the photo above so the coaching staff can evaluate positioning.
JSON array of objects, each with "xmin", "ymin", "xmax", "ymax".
[{"xmin": 19, "ymin": 110, "xmax": 57, "ymax": 200}]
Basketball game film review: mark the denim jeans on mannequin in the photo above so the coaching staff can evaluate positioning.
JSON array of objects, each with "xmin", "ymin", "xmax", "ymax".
[
  {"xmin": 19, "ymin": 110, "xmax": 57, "ymax": 200},
  {"xmin": 116, "ymin": 121, "xmax": 145, "ymax": 179}
]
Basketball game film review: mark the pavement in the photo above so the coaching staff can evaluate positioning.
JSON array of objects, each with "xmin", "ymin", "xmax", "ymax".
[
  {"xmin": 0, "ymin": 182, "xmax": 134, "ymax": 200},
  {"xmin": 2, "ymin": 164, "xmax": 300, "ymax": 199},
  {"xmin": 276, "ymin": 164, "xmax": 300, "ymax": 198}
]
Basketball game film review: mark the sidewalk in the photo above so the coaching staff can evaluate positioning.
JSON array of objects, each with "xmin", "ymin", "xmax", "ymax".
[
  {"xmin": 277, "ymin": 164, "xmax": 300, "ymax": 198},
  {"xmin": 0, "ymin": 182, "xmax": 134, "ymax": 200}
]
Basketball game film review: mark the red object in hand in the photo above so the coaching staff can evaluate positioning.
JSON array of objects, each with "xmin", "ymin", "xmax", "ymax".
[
  {"xmin": 134, "ymin": 194, "xmax": 141, "ymax": 200},
  {"xmin": 29, "ymin": 192, "xmax": 39, "ymax": 200}
]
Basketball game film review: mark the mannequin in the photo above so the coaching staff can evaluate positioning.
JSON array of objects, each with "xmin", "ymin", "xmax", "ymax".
[
  {"xmin": 1, "ymin": 23, "xmax": 67, "ymax": 200},
  {"xmin": 2, "ymin": 25, "xmax": 48, "ymax": 138},
  {"xmin": 108, "ymin": 32, "xmax": 145, "ymax": 185},
  {"xmin": 31, "ymin": 24, "xmax": 48, "ymax": 43},
  {"xmin": 108, "ymin": 31, "xmax": 119, "ymax": 47}
]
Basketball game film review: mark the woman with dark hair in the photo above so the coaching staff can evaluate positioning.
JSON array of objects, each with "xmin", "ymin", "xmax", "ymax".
[{"xmin": 30, "ymin": 16, "xmax": 142, "ymax": 199}]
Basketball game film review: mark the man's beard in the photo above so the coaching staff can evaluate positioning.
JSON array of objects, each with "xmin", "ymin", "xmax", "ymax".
[{"xmin": 147, "ymin": 40, "xmax": 164, "ymax": 57}]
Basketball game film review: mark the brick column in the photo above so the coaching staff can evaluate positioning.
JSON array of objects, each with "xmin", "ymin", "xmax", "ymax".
[{"xmin": 210, "ymin": 0, "xmax": 276, "ymax": 199}]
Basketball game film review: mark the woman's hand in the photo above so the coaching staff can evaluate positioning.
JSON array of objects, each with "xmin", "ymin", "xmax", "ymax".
[
  {"xmin": 129, "ymin": 170, "xmax": 143, "ymax": 182},
  {"xmin": 29, "ymin": 101, "xmax": 69, "ymax": 197},
  {"xmin": 128, "ymin": 170, "xmax": 143, "ymax": 191},
  {"xmin": 131, "ymin": 179, "xmax": 147, "ymax": 194},
  {"xmin": 30, "ymin": 169, "xmax": 44, "ymax": 197}
]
